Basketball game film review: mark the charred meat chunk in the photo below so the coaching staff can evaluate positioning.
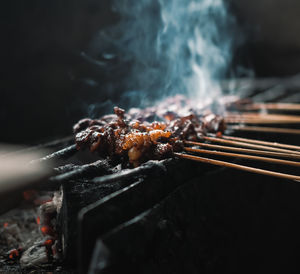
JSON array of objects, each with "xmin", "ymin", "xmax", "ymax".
[{"xmin": 74, "ymin": 98, "xmax": 226, "ymax": 167}]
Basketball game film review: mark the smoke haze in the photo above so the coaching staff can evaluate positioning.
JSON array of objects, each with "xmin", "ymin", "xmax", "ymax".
[{"xmin": 89, "ymin": 0, "xmax": 241, "ymax": 108}]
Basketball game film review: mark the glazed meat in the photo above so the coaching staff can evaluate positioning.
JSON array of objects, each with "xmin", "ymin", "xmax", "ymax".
[
  {"xmin": 75, "ymin": 107, "xmax": 178, "ymax": 166},
  {"xmin": 74, "ymin": 98, "xmax": 226, "ymax": 167}
]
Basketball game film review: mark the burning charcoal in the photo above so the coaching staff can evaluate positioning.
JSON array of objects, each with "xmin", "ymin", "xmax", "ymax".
[
  {"xmin": 0, "ymin": 190, "xmax": 62, "ymax": 271},
  {"xmin": 40, "ymin": 225, "xmax": 55, "ymax": 237},
  {"xmin": 23, "ymin": 190, "xmax": 38, "ymax": 201},
  {"xmin": 37, "ymin": 191, "xmax": 62, "ymax": 240},
  {"xmin": 38, "ymin": 190, "xmax": 62, "ymax": 216},
  {"xmin": 20, "ymin": 244, "xmax": 49, "ymax": 268},
  {"xmin": 43, "ymin": 238, "xmax": 54, "ymax": 249},
  {"xmin": 8, "ymin": 248, "xmax": 22, "ymax": 260}
]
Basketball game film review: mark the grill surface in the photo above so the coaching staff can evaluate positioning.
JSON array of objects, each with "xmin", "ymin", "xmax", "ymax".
[{"xmin": 1, "ymin": 78, "xmax": 300, "ymax": 273}]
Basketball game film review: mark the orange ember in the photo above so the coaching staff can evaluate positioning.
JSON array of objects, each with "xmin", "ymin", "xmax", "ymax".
[
  {"xmin": 9, "ymin": 249, "xmax": 19, "ymax": 260},
  {"xmin": 23, "ymin": 190, "xmax": 37, "ymax": 201},
  {"xmin": 43, "ymin": 239, "xmax": 54, "ymax": 247},
  {"xmin": 41, "ymin": 225, "xmax": 54, "ymax": 236}
]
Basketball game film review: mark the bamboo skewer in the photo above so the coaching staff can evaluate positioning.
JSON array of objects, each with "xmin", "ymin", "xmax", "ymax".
[
  {"xmin": 184, "ymin": 141, "xmax": 300, "ymax": 160},
  {"xmin": 226, "ymin": 119, "xmax": 300, "ymax": 124},
  {"xmin": 227, "ymin": 125, "xmax": 300, "ymax": 135},
  {"xmin": 239, "ymin": 103, "xmax": 300, "ymax": 112},
  {"xmin": 225, "ymin": 112, "xmax": 300, "ymax": 124},
  {"xmin": 219, "ymin": 135, "xmax": 300, "ymax": 151},
  {"xmin": 200, "ymin": 136, "xmax": 300, "ymax": 155},
  {"xmin": 184, "ymin": 147, "xmax": 300, "ymax": 167},
  {"xmin": 174, "ymin": 153, "xmax": 300, "ymax": 182},
  {"xmin": 176, "ymin": 100, "xmax": 300, "ymax": 181},
  {"xmin": 226, "ymin": 113, "xmax": 300, "ymax": 120}
]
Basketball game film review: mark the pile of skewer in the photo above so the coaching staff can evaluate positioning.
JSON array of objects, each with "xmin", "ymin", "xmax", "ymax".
[
  {"xmin": 176, "ymin": 102, "xmax": 300, "ymax": 182},
  {"xmin": 226, "ymin": 102, "xmax": 300, "ymax": 135}
]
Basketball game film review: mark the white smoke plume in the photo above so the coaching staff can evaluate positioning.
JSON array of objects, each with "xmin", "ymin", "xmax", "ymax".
[{"xmin": 89, "ymin": 0, "xmax": 240, "ymax": 107}]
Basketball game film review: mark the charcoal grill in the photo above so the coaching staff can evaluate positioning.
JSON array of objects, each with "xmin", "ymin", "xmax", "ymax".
[{"xmin": 1, "ymin": 77, "xmax": 300, "ymax": 274}]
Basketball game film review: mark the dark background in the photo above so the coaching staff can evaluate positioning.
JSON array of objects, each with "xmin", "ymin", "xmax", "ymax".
[{"xmin": 1, "ymin": 0, "xmax": 300, "ymax": 144}]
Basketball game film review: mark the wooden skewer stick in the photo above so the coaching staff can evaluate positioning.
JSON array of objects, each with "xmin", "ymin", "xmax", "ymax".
[
  {"xmin": 226, "ymin": 116, "xmax": 294, "ymax": 120},
  {"xmin": 201, "ymin": 136, "xmax": 300, "ymax": 155},
  {"xmin": 219, "ymin": 134, "xmax": 300, "ymax": 151},
  {"xmin": 226, "ymin": 113, "xmax": 300, "ymax": 120},
  {"xmin": 239, "ymin": 103, "xmax": 300, "ymax": 111},
  {"xmin": 174, "ymin": 153, "xmax": 300, "ymax": 182},
  {"xmin": 225, "ymin": 112, "xmax": 300, "ymax": 124},
  {"xmin": 184, "ymin": 147, "xmax": 300, "ymax": 167},
  {"xmin": 184, "ymin": 141, "xmax": 300, "ymax": 160},
  {"xmin": 227, "ymin": 125, "xmax": 300, "ymax": 135},
  {"xmin": 225, "ymin": 119, "xmax": 300, "ymax": 124}
]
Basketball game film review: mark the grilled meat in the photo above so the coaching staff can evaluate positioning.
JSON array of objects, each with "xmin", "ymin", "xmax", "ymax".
[{"xmin": 74, "ymin": 98, "xmax": 226, "ymax": 167}]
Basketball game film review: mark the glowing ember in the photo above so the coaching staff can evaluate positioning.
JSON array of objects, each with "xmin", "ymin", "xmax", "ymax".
[
  {"xmin": 8, "ymin": 248, "xmax": 21, "ymax": 260},
  {"xmin": 23, "ymin": 190, "xmax": 37, "ymax": 201},
  {"xmin": 43, "ymin": 239, "xmax": 54, "ymax": 247},
  {"xmin": 41, "ymin": 225, "xmax": 54, "ymax": 237}
]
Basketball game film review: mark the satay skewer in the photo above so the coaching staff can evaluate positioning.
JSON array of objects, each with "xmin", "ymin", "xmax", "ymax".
[
  {"xmin": 225, "ymin": 119, "xmax": 300, "ymax": 124},
  {"xmin": 174, "ymin": 153, "xmax": 300, "ymax": 182},
  {"xmin": 225, "ymin": 112, "xmax": 300, "ymax": 124},
  {"xmin": 218, "ymin": 135, "xmax": 300, "ymax": 151},
  {"xmin": 184, "ymin": 147, "xmax": 300, "ymax": 167},
  {"xmin": 238, "ymin": 103, "xmax": 300, "ymax": 112},
  {"xmin": 226, "ymin": 113, "xmax": 300, "ymax": 120},
  {"xmin": 227, "ymin": 125, "xmax": 300, "ymax": 135},
  {"xmin": 184, "ymin": 141, "xmax": 300, "ymax": 160},
  {"xmin": 199, "ymin": 136, "xmax": 300, "ymax": 155}
]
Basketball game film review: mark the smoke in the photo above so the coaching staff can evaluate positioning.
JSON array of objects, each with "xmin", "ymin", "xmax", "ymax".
[{"xmin": 88, "ymin": 0, "xmax": 241, "ymax": 108}]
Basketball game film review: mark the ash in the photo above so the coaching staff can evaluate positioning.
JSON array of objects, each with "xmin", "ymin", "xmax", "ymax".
[{"xmin": 0, "ymin": 190, "xmax": 62, "ymax": 271}]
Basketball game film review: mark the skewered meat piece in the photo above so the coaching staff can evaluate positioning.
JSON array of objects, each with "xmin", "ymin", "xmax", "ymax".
[
  {"xmin": 201, "ymin": 113, "xmax": 226, "ymax": 134},
  {"xmin": 75, "ymin": 107, "xmax": 177, "ymax": 166},
  {"xmin": 74, "ymin": 99, "xmax": 226, "ymax": 167}
]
